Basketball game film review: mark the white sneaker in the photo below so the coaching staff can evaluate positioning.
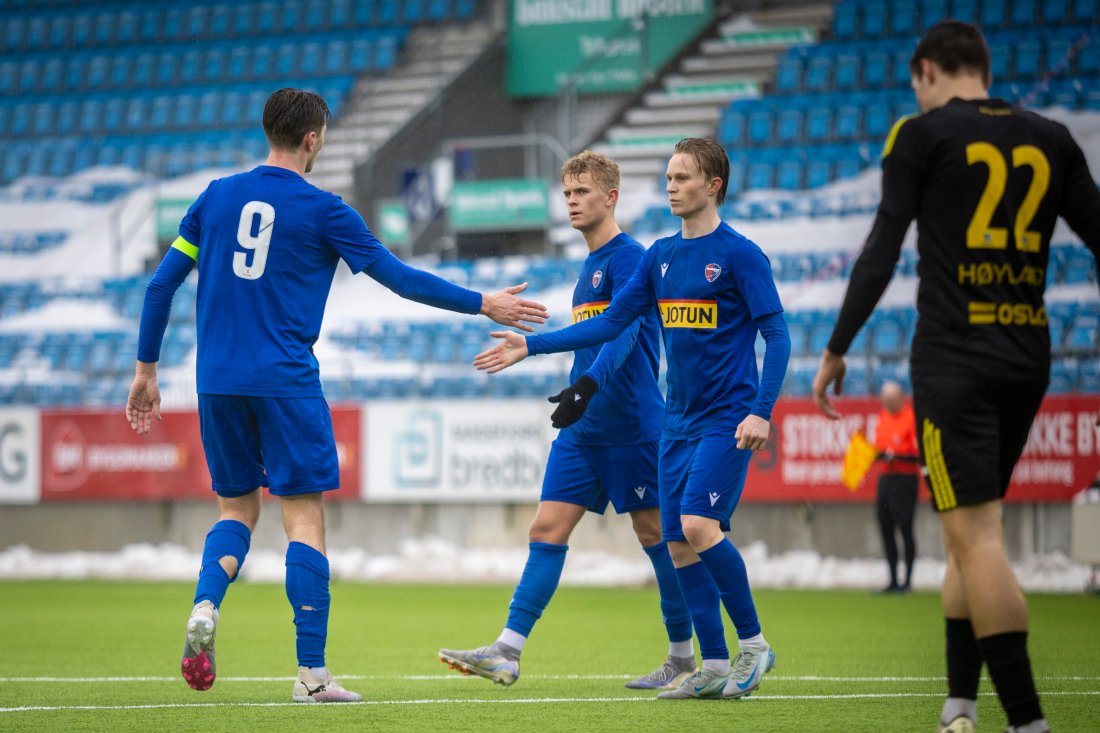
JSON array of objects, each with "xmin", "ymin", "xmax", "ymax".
[
  {"xmin": 292, "ymin": 667, "xmax": 363, "ymax": 703},
  {"xmin": 180, "ymin": 601, "xmax": 218, "ymax": 691},
  {"xmin": 722, "ymin": 645, "xmax": 775, "ymax": 698}
]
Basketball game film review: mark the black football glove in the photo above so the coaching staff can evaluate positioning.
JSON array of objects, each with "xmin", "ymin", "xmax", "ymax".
[{"xmin": 547, "ymin": 375, "xmax": 598, "ymax": 429}]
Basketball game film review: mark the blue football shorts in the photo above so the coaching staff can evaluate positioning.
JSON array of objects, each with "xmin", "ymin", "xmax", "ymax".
[
  {"xmin": 659, "ymin": 432, "xmax": 751, "ymax": 542},
  {"xmin": 197, "ymin": 395, "xmax": 340, "ymax": 497},
  {"xmin": 540, "ymin": 438, "xmax": 660, "ymax": 515}
]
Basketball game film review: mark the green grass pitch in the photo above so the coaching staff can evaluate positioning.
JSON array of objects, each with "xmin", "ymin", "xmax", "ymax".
[{"xmin": 1, "ymin": 580, "xmax": 1096, "ymax": 732}]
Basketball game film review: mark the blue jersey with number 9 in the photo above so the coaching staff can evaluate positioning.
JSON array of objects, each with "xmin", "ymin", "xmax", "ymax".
[{"xmin": 178, "ymin": 165, "xmax": 388, "ymax": 397}]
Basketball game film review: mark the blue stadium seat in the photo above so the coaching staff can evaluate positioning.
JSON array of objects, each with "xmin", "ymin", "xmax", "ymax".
[
  {"xmin": 834, "ymin": 100, "xmax": 864, "ymax": 140},
  {"xmin": 980, "ymin": 0, "xmax": 1008, "ymax": 29},
  {"xmin": 747, "ymin": 161, "xmax": 775, "ymax": 190},
  {"xmin": 350, "ymin": 38, "xmax": 374, "ymax": 70},
  {"xmin": 455, "ymin": 0, "xmax": 475, "ymax": 18},
  {"xmin": 805, "ymin": 104, "xmax": 833, "ymax": 141},
  {"xmin": 203, "ymin": 49, "xmax": 228, "ymax": 82},
  {"xmin": 920, "ymin": 0, "xmax": 949, "ymax": 30},
  {"xmin": 1077, "ymin": 38, "xmax": 1100, "ymax": 75},
  {"xmin": 774, "ymin": 55, "xmax": 803, "ymax": 93},
  {"xmin": 1013, "ymin": 38, "xmax": 1042, "ymax": 78},
  {"xmin": 376, "ymin": 33, "xmax": 400, "ymax": 68},
  {"xmin": 1046, "ymin": 79, "xmax": 1081, "ymax": 108},
  {"xmin": 834, "ymin": 51, "xmax": 861, "ymax": 90},
  {"xmin": 281, "ymin": 1, "xmax": 304, "ymax": 33},
  {"xmin": 1071, "ymin": 0, "xmax": 1099, "ymax": 23},
  {"xmin": 1010, "ymin": 0, "xmax": 1039, "ymax": 26},
  {"xmin": 379, "ymin": 0, "xmax": 399, "ymax": 25},
  {"xmin": 860, "ymin": 2, "xmax": 887, "ymax": 38},
  {"xmin": 305, "ymin": 0, "xmax": 327, "ymax": 30},
  {"xmin": 331, "ymin": 0, "xmax": 352, "ymax": 27},
  {"xmin": 211, "ymin": 4, "xmax": 233, "ymax": 36},
  {"xmin": 257, "ymin": 2, "xmax": 279, "ymax": 34},
  {"xmin": 748, "ymin": 109, "xmax": 774, "ymax": 145},
  {"xmin": 805, "ymin": 157, "xmax": 833, "ymax": 188},
  {"xmin": 949, "ymin": 0, "xmax": 979, "ymax": 23},
  {"xmin": 889, "ymin": 0, "xmax": 918, "ymax": 37},
  {"xmin": 776, "ymin": 158, "xmax": 804, "ymax": 190},
  {"xmin": 988, "ymin": 42, "xmax": 1010, "ymax": 80},
  {"xmin": 804, "ymin": 53, "xmax": 834, "ymax": 92},
  {"xmin": 41, "ymin": 57, "xmax": 63, "ymax": 91},
  {"xmin": 834, "ymin": 2, "xmax": 858, "ymax": 39},
  {"xmin": 1041, "ymin": 0, "xmax": 1070, "ymax": 24},
  {"xmin": 776, "ymin": 107, "xmax": 804, "ymax": 143},
  {"xmin": 102, "ymin": 99, "xmax": 125, "ymax": 133},
  {"xmin": 862, "ymin": 47, "xmax": 890, "ymax": 88},
  {"xmin": 233, "ymin": 3, "xmax": 255, "ymax": 35}
]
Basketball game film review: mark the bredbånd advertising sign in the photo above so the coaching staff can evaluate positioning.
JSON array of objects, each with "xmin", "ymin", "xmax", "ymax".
[{"xmin": 363, "ymin": 400, "xmax": 553, "ymax": 502}]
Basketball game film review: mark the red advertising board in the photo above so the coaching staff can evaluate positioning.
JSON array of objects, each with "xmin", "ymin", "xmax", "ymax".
[
  {"xmin": 743, "ymin": 395, "xmax": 1100, "ymax": 503},
  {"xmin": 39, "ymin": 407, "xmax": 361, "ymax": 501}
]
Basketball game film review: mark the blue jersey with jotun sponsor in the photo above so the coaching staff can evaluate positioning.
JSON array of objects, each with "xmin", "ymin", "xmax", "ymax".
[
  {"xmin": 561, "ymin": 233, "xmax": 663, "ymax": 446},
  {"xmin": 528, "ymin": 222, "xmax": 784, "ymax": 440},
  {"xmin": 179, "ymin": 166, "xmax": 389, "ymax": 397}
]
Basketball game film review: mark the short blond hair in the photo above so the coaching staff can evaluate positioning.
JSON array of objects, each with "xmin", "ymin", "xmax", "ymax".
[{"xmin": 560, "ymin": 150, "xmax": 620, "ymax": 194}]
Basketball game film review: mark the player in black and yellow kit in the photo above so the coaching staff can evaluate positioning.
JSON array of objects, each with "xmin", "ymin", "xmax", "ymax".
[{"xmin": 812, "ymin": 21, "xmax": 1100, "ymax": 733}]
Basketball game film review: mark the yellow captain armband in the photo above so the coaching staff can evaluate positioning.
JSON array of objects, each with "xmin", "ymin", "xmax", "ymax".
[
  {"xmin": 881, "ymin": 114, "xmax": 917, "ymax": 159},
  {"xmin": 171, "ymin": 236, "xmax": 199, "ymax": 261}
]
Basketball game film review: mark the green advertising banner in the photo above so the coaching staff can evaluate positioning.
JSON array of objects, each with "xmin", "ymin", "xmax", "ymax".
[
  {"xmin": 377, "ymin": 199, "xmax": 410, "ymax": 246},
  {"xmin": 155, "ymin": 198, "xmax": 195, "ymax": 241},
  {"xmin": 506, "ymin": 0, "xmax": 714, "ymax": 98},
  {"xmin": 449, "ymin": 179, "xmax": 549, "ymax": 232}
]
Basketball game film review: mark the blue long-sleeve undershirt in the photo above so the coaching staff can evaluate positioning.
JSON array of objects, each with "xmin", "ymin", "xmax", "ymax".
[
  {"xmin": 751, "ymin": 310, "xmax": 790, "ymax": 421},
  {"xmin": 365, "ymin": 251, "xmax": 482, "ymax": 315},
  {"xmin": 137, "ymin": 247, "xmax": 194, "ymax": 362},
  {"xmin": 582, "ymin": 317, "xmax": 641, "ymax": 390}
]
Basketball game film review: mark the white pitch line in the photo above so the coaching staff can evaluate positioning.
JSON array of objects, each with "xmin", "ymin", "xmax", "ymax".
[
  {"xmin": 2, "ymin": 674, "xmax": 1099, "ymax": 683},
  {"xmin": 1, "ymin": 691, "xmax": 1098, "ymax": 714}
]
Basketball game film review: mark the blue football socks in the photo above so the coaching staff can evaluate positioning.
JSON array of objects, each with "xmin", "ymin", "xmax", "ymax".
[
  {"xmin": 643, "ymin": 541, "xmax": 693, "ymax": 644},
  {"xmin": 285, "ymin": 541, "xmax": 330, "ymax": 668},
  {"xmin": 193, "ymin": 519, "xmax": 251, "ymax": 607},
  {"xmin": 698, "ymin": 538, "xmax": 762, "ymax": 640},
  {"xmin": 504, "ymin": 542, "xmax": 568, "ymax": 637},
  {"xmin": 674, "ymin": 560, "xmax": 728, "ymax": 660}
]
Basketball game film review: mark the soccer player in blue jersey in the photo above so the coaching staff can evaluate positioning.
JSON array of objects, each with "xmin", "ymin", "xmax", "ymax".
[
  {"xmin": 438, "ymin": 151, "xmax": 695, "ymax": 690},
  {"xmin": 474, "ymin": 138, "xmax": 791, "ymax": 700},
  {"xmin": 124, "ymin": 88, "xmax": 549, "ymax": 703}
]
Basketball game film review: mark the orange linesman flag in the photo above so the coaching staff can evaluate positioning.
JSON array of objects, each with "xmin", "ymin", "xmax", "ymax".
[{"xmin": 841, "ymin": 430, "xmax": 876, "ymax": 491}]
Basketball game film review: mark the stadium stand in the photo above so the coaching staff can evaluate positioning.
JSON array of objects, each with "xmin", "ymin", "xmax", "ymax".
[
  {"xmin": 0, "ymin": 0, "xmax": 480, "ymax": 185},
  {"xmin": 0, "ymin": 0, "xmax": 1096, "ymax": 408}
]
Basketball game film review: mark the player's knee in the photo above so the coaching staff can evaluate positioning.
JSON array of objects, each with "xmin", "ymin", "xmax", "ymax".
[
  {"xmin": 528, "ymin": 515, "xmax": 567, "ymax": 544},
  {"xmin": 680, "ymin": 515, "xmax": 720, "ymax": 549}
]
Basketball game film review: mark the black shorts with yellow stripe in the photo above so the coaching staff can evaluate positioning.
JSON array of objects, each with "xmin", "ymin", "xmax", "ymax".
[{"xmin": 911, "ymin": 371, "xmax": 1047, "ymax": 512}]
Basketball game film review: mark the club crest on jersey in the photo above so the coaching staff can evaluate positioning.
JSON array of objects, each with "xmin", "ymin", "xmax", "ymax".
[
  {"xmin": 705, "ymin": 263, "xmax": 722, "ymax": 282},
  {"xmin": 592, "ymin": 270, "xmax": 603, "ymax": 289}
]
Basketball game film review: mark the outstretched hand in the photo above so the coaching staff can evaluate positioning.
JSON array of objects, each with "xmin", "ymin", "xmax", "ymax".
[
  {"xmin": 811, "ymin": 349, "xmax": 847, "ymax": 420},
  {"xmin": 473, "ymin": 331, "xmax": 529, "ymax": 373},
  {"xmin": 480, "ymin": 282, "xmax": 549, "ymax": 333},
  {"xmin": 126, "ymin": 364, "xmax": 162, "ymax": 435}
]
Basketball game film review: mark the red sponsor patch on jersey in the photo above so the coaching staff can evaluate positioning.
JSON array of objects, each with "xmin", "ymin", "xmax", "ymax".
[
  {"xmin": 592, "ymin": 269, "xmax": 603, "ymax": 288},
  {"xmin": 705, "ymin": 263, "xmax": 722, "ymax": 282}
]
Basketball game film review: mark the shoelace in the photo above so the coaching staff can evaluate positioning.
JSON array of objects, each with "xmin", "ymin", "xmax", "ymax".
[{"xmin": 732, "ymin": 650, "xmax": 760, "ymax": 678}]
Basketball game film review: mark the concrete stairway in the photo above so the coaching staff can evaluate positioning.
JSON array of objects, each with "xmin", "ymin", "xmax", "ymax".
[
  {"xmin": 309, "ymin": 21, "xmax": 498, "ymax": 199},
  {"xmin": 591, "ymin": 1, "xmax": 833, "ymax": 225}
]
